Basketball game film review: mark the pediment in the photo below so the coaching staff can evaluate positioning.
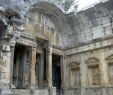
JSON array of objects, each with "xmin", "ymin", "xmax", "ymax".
[
  {"xmin": 86, "ymin": 58, "xmax": 99, "ymax": 64},
  {"xmin": 68, "ymin": 61, "xmax": 80, "ymax": 68}
]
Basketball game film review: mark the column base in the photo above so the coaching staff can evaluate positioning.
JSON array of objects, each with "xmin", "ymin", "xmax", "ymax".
[
  {"xmin": 102, "ymin": 87, "xmax": 107, "ymax": 95},
  {"xmin": 30, "ymin": 84, "xmax": 37, "ymax": 90},
  {"xmin": 0, "ymin": 83, "xmax": 13, "ymax": 95},
  {"xmin": 49, "ymin": 86, "xmax": 56, "ymax": 95}
]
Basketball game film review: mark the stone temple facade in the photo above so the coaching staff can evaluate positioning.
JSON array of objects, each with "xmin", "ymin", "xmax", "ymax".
[{"xmin": 0, "ymin": 0, "xmax": 113, "ymax": 95}]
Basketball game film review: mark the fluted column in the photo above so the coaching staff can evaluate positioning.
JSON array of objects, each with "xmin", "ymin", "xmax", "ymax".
[
  {"xmin": 46, "ymin": 44, "xmax": 52, "ymax": 87},
  {"xmin": 31, "ymin": 47, "xmax": 37, "ymax": 86}
]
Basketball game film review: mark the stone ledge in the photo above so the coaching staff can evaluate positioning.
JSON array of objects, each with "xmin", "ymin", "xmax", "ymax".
[{"xmin": 65, "ymin": 37, "xmax": 113, "ymax": 55}]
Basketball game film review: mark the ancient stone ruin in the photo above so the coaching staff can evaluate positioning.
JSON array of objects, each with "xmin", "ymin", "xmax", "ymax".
[{"xmin": 0, "ymin": 0, "xmax": 113, "ymax": 95}]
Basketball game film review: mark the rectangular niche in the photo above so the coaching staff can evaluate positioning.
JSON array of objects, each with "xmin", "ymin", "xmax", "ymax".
[
  {"xmin": 88, "ymin": 65, "xmax": 100, "ymax": 86},
  {"xmin": 69, "ymin": 62, "xmax": 81, "ymax": 88},
  {"xmin": 70, "ymin": 68, "xmax": 81, "ymax": 87}
]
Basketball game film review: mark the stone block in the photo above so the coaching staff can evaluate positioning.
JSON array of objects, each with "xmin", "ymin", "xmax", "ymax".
[
  {"xmin": 34, "ymin": 89, "xmax": 49, "ymax": 95},
  {"xmin": 1, "ymin": 89, "xmax": 13, "ymax": 94},
  {"xmin": 13, "ymin": 89, "xmax": 31, "ymax": 95}
]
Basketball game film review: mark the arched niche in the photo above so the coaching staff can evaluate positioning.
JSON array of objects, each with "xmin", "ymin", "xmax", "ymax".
[
  {"xmin": 106, "ymin": 54, "xmax": 113, "ymax": 85},
  {"xmin": 68, "ymin": 62, "xmax": 81, "ymax": 88},
  {"xmin": 86, "ymin": 58, "xmax": 101, "ymax": 86}
]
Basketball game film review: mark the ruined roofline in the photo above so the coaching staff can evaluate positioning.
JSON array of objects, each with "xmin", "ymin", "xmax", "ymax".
[
  {"xmin": 77, "ymin": 0, "xmax": 109, "ymax": 12},
  {"xmin": 30, "ymin": 0, "xmax": 65, "ymax": 13},
  {"xmin": 0, "ymin": 0, "xmax": 68, "ymax": 31},
  {"xmin": 0, "ymin": 0, "xmax": 66, "ymax": 16},
  {"xmin": 66, "ymin": 0, "xmax": 109, "ymax": 14}
]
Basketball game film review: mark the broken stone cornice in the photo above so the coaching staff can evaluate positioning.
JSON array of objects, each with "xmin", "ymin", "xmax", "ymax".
[{"xmin": 0, "ymin": 6, "xmax": 5, "ymax": 13}]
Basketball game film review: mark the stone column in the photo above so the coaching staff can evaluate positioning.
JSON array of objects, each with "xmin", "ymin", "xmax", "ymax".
[
  {"xmin": 63, "ymin": 56, "xmax": 68, "ymax": 89},
  {"xmin": 10, "ymin": 46, "xmax": 15, "ymax": 85},
  {"xmin": 31, "ymin": 47, "xmax": 37, "ymax": 87},
  {"xmin": 37, "ymin": 53, "xmax": 43, "ymax": 88},
  {"xmin": 46, "ymin": 44, "xmax": 52, "ymax": 87},
  {"xmin": 60, "ymin": 56, "xmax": 64, "ymax": 88}
]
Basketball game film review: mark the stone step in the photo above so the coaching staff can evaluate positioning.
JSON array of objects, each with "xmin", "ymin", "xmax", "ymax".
[
  {"xmin": 33, "ymin": 89, "xmax": 49, "ymax": 95},
  {"xmin": 13, "ymin": 89, "xmax": 31, "ymax": 95},
  {"xmin": 1, "ymin": 89, "xmax": 13, "ymax": 95}
]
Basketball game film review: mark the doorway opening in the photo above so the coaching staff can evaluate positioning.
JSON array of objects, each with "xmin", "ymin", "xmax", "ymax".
[
  {"xmin": 52, "ymin": 54, "xmax": 61, "ymax": 93},
  {"xmin": 12, "ymin": 44, "xmax": 31, "ymax": 89}
]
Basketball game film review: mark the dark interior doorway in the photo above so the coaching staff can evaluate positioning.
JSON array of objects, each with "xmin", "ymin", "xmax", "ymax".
[
  {"xmin": 13, "ymin": 44, "xmax": 31, "ymax": 89},
  {"xmin": 52, "ymin": 54, "xmax": 61, "ymax": 90}
]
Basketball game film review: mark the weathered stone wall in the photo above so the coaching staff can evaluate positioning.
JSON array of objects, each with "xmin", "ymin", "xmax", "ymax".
[
  {"xmin": 63, "ymin": 36, "xmax": 113, "ymax": 95},
  {"xmin": 0, "ymin": 0, "xmax": 113, "ymax": 95},
  {"xmin": 0, "ymin": 0, "xmax": 72, "ymax": 48},
  {"xmin": 0, "ymin": 45, "xmax": 11, "ymax": 84}
]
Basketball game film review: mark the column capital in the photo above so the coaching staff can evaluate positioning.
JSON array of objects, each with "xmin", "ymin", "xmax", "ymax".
[
  {"xmin": 46, "ymin": 43, "xmax": 52, "ymax": 54},
  {"xmin": 43, "ymin": 41, "xmax": 52, "ymax": 49},
  {"xmin": 48, "ymin": 42, "xmax": 52, "ymax": 48},
  {"xmin": 32, "ymin": 47, "xmax": 37, "ymax": 51}
]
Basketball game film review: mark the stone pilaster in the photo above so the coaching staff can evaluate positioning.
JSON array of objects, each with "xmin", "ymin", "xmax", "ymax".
[
  {"xmin": 100, "ymin": 50, "xmax": 109, "ymax": 85},
  {"xmin": 80, "ymin": 55, "xmax": 87, "ymax": 87},
  {"xmin": 9, "ymin": 45, "xmax": 15, "ymax": 85},
  {"xmin": 46, "ymin": 44, "xmax": 52, "ymax": 87}
]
